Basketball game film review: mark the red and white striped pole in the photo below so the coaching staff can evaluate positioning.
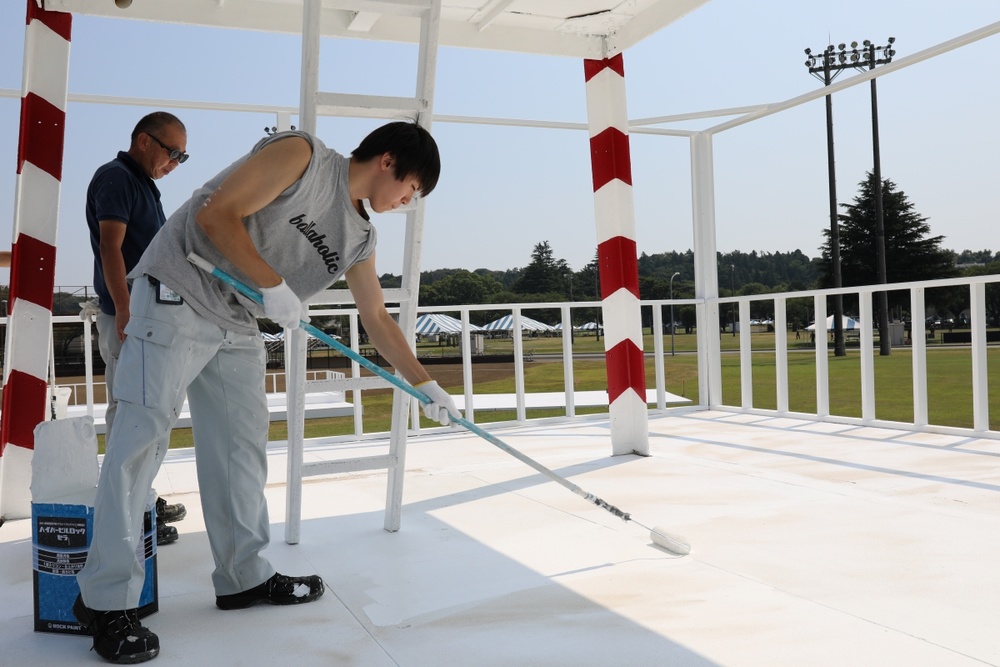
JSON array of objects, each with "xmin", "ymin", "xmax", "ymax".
[
  {"xmin": 0, "ymin": 1, "xmax": 72, "ymax": 519},
  {"xmin": 584, "ymin": 52, "xmax": 649, "ymax": 456}
]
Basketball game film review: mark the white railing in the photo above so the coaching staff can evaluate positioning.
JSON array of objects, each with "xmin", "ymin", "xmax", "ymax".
[
  {"xmin": 51, "ymin": 369, "xmax": 343, "ymax": 408},
  {"xmin": 21, "ymin": 315, "xmax": 348, "ymax": 426},
  {"xmin": 714, "ymin": 274, "xmax": 1000, "ymax": 438},
  {"xmin": 7, "ymin": 272, "xmax": 999, "ymax": 442},
  {"xmin": 305, "ymin": 274, "xmax": 999, "ymax": 441}
]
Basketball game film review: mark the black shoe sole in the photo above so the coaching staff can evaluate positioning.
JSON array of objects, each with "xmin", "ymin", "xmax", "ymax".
[
  {"xmin": 216, "ymin": 589, "xmax": 324, "ymax": 610},
  {"xmin": 100, "ymin": 648, "xmax": 160, "ymax": 664}
]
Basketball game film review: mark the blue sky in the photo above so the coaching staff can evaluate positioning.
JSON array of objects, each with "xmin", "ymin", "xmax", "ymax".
[{"xmin": 1, "ymin": 1, "xmax": 998, "ymax": 287}]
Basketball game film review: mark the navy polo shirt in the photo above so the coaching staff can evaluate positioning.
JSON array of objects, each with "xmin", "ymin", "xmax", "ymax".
[{"xmin": 86, "ymin": 151, "xmax": 166, "ymax": 315}]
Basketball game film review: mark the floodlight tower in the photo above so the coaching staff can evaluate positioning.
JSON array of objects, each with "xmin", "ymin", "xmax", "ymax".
[
  {"xmin": 804, "ymin": 43, "xmax": 848, "ymax": 356},
  {"xmin": 862, "ymin": 38, "xmax": 897, "ymax": 356},
  {"xmin": 805, "ymin": 39, "xmax": 897, "ymax": 355}
]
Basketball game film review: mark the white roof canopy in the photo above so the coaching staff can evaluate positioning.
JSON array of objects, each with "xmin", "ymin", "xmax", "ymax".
[{"xmin": 40, "ymin": 0, "xmax": 711, "ymax": 58}]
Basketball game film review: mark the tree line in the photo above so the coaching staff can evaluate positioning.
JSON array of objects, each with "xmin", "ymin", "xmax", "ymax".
[
  {"xmin": 380, "ymin": 171, "xmax": 999, "ymax": 329},
  {"xmin": 33, "ymin": 171, "xmax": 1000, "ymax": 328}
]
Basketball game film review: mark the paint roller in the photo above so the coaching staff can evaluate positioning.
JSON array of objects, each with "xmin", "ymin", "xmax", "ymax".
[{"xmin": 186, "ymin": 252, "xmax": 691, "ymax": 556}]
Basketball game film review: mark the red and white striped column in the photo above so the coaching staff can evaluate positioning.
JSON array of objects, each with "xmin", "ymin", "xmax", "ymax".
[
  {"xmin": 0, "ymin": 2, "xmax": 72, "ymax": 519},
  {"xmin": 584, "ymin": 52, "xmax": 649, "ymax": 456}
]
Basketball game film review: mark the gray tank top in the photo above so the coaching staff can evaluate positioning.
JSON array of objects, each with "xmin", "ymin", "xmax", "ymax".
[{"xmin": 131, "ymin": 131, "xmax": 376, "ymax": 336}]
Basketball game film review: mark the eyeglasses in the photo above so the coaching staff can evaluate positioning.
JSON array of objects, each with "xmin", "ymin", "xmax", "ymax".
[{"xmin": 146, "ymin": 133, "xmax": 189, "ymax": 164}]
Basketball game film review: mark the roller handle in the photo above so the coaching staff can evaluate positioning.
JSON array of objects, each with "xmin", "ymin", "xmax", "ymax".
[{"xmin": 186, "ymin": 253, "xmax": 623, "ymax": 517}]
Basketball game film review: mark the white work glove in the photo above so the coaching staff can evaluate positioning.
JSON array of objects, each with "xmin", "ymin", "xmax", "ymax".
[
  {"xmin": 415, "ymin": 380, "xmax": 459, "ymax": 426},
  {"xmin": 260, "ymin": 279, "xmax": 302, "ymax": 330},
  {"xmin": 79, "ymin": 298, "xmax": 101, "ymax": 323}
]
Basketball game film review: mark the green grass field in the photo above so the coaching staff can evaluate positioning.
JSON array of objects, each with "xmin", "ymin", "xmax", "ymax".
[
  {"xmin": 420, "ymin": 328, "xmax": 1000, "ymax": 426},
  {"xmin": 110, "ymin": 327, "xmax": 997, "ymax": 454}
]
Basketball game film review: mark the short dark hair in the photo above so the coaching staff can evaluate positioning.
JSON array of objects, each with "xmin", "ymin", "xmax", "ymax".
[
  {"xmin": 131, "ymin": 112, "xmax": 186, "ymax": 146},
  {"xmin": 352, "ymin": 121, "xmax": 440, "ymax": 196}
]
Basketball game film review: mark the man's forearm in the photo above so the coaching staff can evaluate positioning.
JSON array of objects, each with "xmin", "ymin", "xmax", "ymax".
[
  {"xmin": 100, "ymin": 249, "xmax": 130, "ymax": 312},
  {"xmin": 364, "ymin": 314, "xmax": 431, "ymax": 386}
]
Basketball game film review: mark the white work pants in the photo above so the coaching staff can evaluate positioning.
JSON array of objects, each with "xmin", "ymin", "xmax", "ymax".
[
  {"xmin": 78, "ymin": 277, "xmax": 274, "ymax": 610},
  {"xmin": 95, "ymin": 311, "xmax": 122, "ymax": 435}
]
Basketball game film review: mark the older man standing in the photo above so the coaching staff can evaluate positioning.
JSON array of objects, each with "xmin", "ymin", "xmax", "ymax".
[{"xmin": 85, "ymin": 111, "xmax": 190, "ymax": 545}]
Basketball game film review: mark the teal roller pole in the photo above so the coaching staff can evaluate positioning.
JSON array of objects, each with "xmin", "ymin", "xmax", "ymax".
[{"xmin": 186, "ymin": 253, "xmax": 690, "ymax": 556}]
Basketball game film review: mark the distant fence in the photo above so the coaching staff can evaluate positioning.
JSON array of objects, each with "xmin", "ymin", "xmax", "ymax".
[{"xmin": 942, "ymin": 330, "xmax": 1000, "ymax": 344}]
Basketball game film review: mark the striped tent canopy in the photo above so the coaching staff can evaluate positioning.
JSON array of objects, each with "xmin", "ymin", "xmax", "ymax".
[
  {"xmin": 578, "ymin": 321, "xmax": 601, "ymax": 331},
  {"xmin": 414, "ymin": 313, "xmax": 482, "ymax": 335},
  {"xmin": 483, "ymin": 314, "xmax": 554, "ymax": 332}
]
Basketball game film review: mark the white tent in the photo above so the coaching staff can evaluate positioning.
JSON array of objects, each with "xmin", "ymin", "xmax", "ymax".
[
  {"xmin": 483, "ymin": 315, "xmax": 554, "ymax": 332},
  {"xmin": 578, "ymin": 322, "xmax": 601, "ymax": 331},
  {"xmin": 414, "ymin": 313, "xmax": 481, "ymax": 335},
  {"xmin": 806, "ymin": 315, "xmax": 861, "ymax": 331}
]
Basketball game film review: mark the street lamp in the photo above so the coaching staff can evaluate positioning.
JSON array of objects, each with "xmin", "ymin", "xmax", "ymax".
[
  {"xmin": 593, "ymin": 267, "xmax": 601, "ymax": 343},
  {"xmin": 730, "ymin": 264, "xmax": 736, "ymax": 337},
  {"xmin": 565, "ymin": 272, "xmax": 574, "ymax": 344},
  {"xmin": 669, "ymin": 271, "xmax": 680, "ymax": 356}
]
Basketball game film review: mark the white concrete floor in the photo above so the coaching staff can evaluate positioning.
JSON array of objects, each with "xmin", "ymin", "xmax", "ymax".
[{"xmin": 2, "ymin": 410, "xmax": 999, "ymax": 666}]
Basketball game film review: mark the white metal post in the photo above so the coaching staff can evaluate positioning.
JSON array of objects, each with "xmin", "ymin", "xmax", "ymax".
[
  {"xmin": 561, "ymin": 304, "xmax": 576, "ymax": 417},
  {"xmin": 910, "ymin": 286, "xmax": 928, "ymax": 426},
  {"xmin": 284, "ymin": 0, "xmax": 322, "ymax": 545},
  {"xmin": 859, "ymin": 291, "xmax": 876, "ymax": 421},
  {"xmin": 813, "ymin": 296, "xmax": 829, "ymax": 417},
  {"xmin": 385, "ymin": 0, "xmax": 442, "ymax": 532},
  {"xmin": 774, "ymin": 298, "xmax": 789, "ymax": 413},
  {"xmin": 651, "ymin": 304, "xmax": 666, "ymax": 410},
  {"xmin": 739, "ymin": 299, "xmax": 752, "ymax": 408},
  {"xmin": 970, "ymin": 282, "xmax": 989, "ymax": 432},
  {"xmin": 690, "ymin": 131, "xmax": 721, "ymax": 408}
]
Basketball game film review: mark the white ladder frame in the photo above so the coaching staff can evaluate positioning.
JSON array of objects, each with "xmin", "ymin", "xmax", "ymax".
[{"xmin": 284, "ymin": 0, "xmax": 442, "ymax": 544}]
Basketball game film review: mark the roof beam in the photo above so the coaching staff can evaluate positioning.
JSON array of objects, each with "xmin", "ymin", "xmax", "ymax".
[
  {"xmin": 348, "ymin": 11, "xmax": 381, "ymax": 31},
  {"xmin": 469, "ymin": 0, "xmax": 513, "ymax": 32}
]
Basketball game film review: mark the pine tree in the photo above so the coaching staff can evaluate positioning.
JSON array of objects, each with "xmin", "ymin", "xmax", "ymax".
[
  {"xmin": 512, "ymin": 241, "xmax": 568, "ymax": 296},
  {"xmin": 819, "ymin": 172, "xmax": 957, "ymax": 291}
]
